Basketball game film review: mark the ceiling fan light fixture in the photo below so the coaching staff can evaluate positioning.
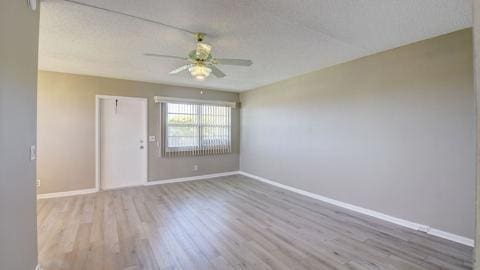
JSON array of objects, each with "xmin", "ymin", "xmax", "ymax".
[
  {"xmin": 145, "ymin": 31, "xmax": 252, "ymax": 80},
  {"xmin": 189, "ymin": 64, "xmax": 212, "ymax": 80}
]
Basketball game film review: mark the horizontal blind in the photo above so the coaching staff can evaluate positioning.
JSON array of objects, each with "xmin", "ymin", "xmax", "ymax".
[{"xmin": 161, "ymin": 102, "xmax": 231, "ymax": 157}]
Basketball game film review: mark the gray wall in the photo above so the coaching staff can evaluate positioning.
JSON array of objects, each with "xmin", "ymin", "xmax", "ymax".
[
  {"xmin": 474, "ymin": 0, "xmax": 480, "ymax": 267},
  {"xmin": 240, "ymin": 29, "xmax": 475, "ymax": 239},
  {"xmin": 0, "ymin": 1, "xmax": 40, "ymax": 270},
  {"xmin": 37, "ymin": 71, "xmax": 239, "ymax": 194}
]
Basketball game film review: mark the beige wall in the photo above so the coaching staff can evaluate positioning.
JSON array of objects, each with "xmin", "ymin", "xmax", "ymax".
[
  {"xmin": 0, "ymin": 1, "xmax": 39, "ymax": 270},
  {"xmin": 37, "ymin": 71, "xmax": 239, "ymax": 194},
  {"xmin": 240, "ymin": 29, "xmax": 475, "ymax": 238}
]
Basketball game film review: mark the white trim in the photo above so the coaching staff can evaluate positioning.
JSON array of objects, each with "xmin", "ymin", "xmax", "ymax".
[
  {"xmin": 101, "ymin": 184, "xmax": 144, "ymax": 191},
  {"xmin": 146, "ymin": 171, "xmax": 239, "ymax": 185},
  {"xmin": 35, "ymin": 171, "xmax": 239, "ymax": 198},
  {"xmin": 35, "ymin": 264, "xmax": 43, "ymax": 270},
  {"xmin": 95, "ymin": 95, "xmax": 149, "ymax": 191},
  {"xmin": 238, "ymin": 171, "xmax": 474, "ymax": 247},
  {"xmin": 37, "ymin": 188, "xmax": 98, "ymax": 199},
  {"xmin": 96, "ymin": 95, "xmax": 148, "ymax": 101},
  {"xmin": 428, "ymin": 229, "xmax": 474, "ymax": 247},
  {"xmin": 95, "ymin": 96, "xmax": 100, "ymax": 191},
  {"xmin": 154, "ymin": 96, "xmax": 236, "ymax": 108}
]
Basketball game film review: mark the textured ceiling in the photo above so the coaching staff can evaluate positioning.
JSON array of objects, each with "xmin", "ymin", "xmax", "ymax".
[{"xmin": 39, "ymin": 0, "xmax": 472, "ymax": 92}]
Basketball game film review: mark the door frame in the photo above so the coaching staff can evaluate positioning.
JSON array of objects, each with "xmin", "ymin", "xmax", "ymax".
[{"xmin": 95, "ymin": 95, "xmax": 149, "ymax": 190}]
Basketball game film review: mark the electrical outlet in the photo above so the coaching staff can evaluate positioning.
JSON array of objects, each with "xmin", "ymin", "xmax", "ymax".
[
  {"xmin": 193, "ymin": 165, "xmax": 198, "ymax": 171},
  {"xmin": 30, "ymin": 145, "xmax": 36, "ymax": 160},
  {"xmin": 417, "ymin": 225, "xmax": 430, "ymax": 233},
  {"xmin": 36, "ymin": 179, "xmax": 41, "ymax": 187}
]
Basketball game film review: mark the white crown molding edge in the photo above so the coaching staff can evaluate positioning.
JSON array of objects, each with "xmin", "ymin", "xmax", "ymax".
[
  {"xmin": 238, "ymin": 171, "xmax": 474, "ymax": 247},
  {"xmin": 37, "ymin": 188, "xmax": 99, "ymax": 199},
  {"xmin": 146, "ymin": 171, "xmax": 239, "ymax": 185}
]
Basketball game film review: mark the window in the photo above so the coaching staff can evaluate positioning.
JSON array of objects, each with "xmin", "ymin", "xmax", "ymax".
[{"xmin": 163, "ymin": 102, "xmax": 232, "ymax": 156}]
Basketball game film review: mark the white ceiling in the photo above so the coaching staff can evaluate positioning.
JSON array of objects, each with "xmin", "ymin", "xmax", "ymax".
[{"xmin": 39, "ymin": 0, "xmax": 472, "ymax": 92}]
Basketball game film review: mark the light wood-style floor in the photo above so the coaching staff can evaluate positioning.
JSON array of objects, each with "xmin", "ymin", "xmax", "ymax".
[{"xmin": 38, "ymin": 175, "xmax": 473, "ymax": 270}]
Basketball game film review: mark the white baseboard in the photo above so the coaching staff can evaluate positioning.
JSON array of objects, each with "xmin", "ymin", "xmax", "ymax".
[
  {"xmin": 37, "ymin": 188, "xmax": 98, "ymax": 199},
  {"xmin": 427, "ymin": 228, "xmax": 474, "ymax": 247},
  {"xmin": 35, "ymin": 170, "xmax": 473, "ymax": 247},
  {"xmin": 36, "ymin": 171, "xmax": 239, "ymax": 199},
  {"xmin": 146, "ymin": 171, "xmax": 239, "ymax": 186},
  {"xmin": 238, "ymin": 171, "xmax": 474, "ymax": 247}
]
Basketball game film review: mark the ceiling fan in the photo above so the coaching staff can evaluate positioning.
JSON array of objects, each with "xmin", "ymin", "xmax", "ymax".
[{"xmin": 145, "ymin": 33, "xmax": 253, "ymax": 81}]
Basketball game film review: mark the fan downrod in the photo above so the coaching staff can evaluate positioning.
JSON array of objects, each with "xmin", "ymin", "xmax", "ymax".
[{"xmin": 196, "ymin": 33, "xmax": 206, "ymax": 42}]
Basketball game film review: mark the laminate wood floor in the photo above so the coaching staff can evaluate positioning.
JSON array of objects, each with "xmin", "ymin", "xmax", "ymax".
[{"xmin": 37, "ymin": 175, "xmax": 473, "ymax": 270}]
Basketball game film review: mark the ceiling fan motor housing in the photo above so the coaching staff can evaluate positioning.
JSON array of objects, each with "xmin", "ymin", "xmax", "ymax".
[{"xmin": 189, "ymin": 50, "xmax": 212, "ymax": 62}]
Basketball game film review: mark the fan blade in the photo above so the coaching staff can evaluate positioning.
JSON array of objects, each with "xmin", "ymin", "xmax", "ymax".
[
  {"xmin": 144, "ymin": 53, "xmax": 187, "ymax": 60},
  {"xmin": 169, "ymin": 64, "xmax": 192, "ymax": 74},
  {"xmin": 210, "ymin": 65, "xmax": 226, "ymax": 78},
  {"xmin": 214, "ymin": 58, "xmax": 252, "ymax": 66}
]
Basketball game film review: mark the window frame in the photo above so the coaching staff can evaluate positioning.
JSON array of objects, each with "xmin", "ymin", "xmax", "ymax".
[{"xmin": 163, "ymin": 102, "xmax": 232, "ymax": 154}]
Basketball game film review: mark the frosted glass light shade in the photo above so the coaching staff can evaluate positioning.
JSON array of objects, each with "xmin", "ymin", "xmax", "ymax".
[{"xmin": 189, "ymin": 64, "xmax": 212, "ymax": 80}]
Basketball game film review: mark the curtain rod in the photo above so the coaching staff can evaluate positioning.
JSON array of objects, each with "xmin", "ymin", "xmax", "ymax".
[{"xmin": 154, "ymin": 96, "xmax": 237, "ymax": 108}]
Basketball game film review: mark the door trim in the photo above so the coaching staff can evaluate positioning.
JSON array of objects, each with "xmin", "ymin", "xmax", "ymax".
[{"xmin": 95, "ymin": 95, "xmax": 149, "ymax": 190}]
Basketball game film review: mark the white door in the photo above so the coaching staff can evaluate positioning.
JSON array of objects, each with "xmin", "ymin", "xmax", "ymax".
[{"xmin": 99, "ymin": 97, "xmax": 147, "ymax": 189}]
